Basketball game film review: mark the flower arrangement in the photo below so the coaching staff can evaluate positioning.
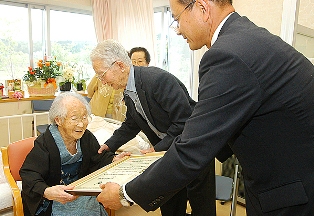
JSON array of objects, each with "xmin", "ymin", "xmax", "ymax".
[
  {"xmin": 72, "ymin": 63, "xmax": 88, "ymax": 91},
  {"xmin": 60, "ymin": 66, "xmax": 75, "ymax": 84},
  {"xmin": 58, "ymin": 64, "xmax": 75, "ymax": 91},
  {"xmin": 23, "ymin": 57, "xmax": 62, "ymax": 89}
]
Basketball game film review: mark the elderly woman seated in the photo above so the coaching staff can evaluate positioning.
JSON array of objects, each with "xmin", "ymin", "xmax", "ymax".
[{"xmin": 20, "ymin": 92, "xmax": 129, "ymax": 216}]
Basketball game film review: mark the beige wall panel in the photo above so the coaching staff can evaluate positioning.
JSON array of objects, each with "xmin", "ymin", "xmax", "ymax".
[
  {"xmin": 153, "ymin": 0, "xmax": 169, "ymax": 8},
  {"xmin": 17, "ymin": 0, "xmax": 92, "ymax": 11},
  {"xmin": 233, "ymin": 0, "xmax": 284, "ymax": 36},
  {"xmin": 298, "ymin": 0, "xmax": 314, "ymax": 28}
]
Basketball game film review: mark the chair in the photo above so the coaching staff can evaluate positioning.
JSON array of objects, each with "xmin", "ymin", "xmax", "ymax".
[
  {"xmin": 1, "ymin": 137, "xmax": 115, "ymax": 216},
  {"xmin": 216, "ymin": 157, "xmax": 241, "ymax": 216},
  {"xmin": 32, "ymin": 99, "xmax": 54, "ymax": 135},
  {"xmin": 1, "ymin": 137, "xmax": 36, "ymax": 216}
]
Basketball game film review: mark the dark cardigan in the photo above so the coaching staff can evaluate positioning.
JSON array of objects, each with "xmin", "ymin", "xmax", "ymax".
[{"xmin": 20, "ymin": 127, "xmax": 114, "ymax": 216}]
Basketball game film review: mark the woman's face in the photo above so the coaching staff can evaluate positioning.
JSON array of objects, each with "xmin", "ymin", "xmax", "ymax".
[
  {"xmin": 56, "ymin": 98, "xmax": 88, "ymax": 141},
  {"xmin": 131, "ymin": 51, "xmax": 149, "ymax": 66}
]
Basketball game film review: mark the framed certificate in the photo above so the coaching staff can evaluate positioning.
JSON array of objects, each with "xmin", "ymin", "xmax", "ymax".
[{"xmin": 66, "ymin": 152, "xmax": 165, "ymax": 196}]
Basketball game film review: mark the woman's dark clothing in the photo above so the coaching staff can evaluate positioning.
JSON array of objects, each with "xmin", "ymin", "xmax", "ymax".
[{"xmin": 20, "ymin": 127, "xmax": 114, "ymax": 216}]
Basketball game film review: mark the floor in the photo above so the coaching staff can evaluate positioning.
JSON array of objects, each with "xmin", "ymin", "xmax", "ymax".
[{"xmin": 0, "ymin": 201, "xmax": 246, "ymax": 216}]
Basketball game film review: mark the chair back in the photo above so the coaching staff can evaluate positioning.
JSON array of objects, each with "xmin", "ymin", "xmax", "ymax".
[
  {"xmin": 215, "ymin": 157, "xmax": 240, "ymax": 216},
  {"xmin": 32, "ymin": 100, "xmax": 53, "ymax": 112},
  {"xmin": 7, "ymin": 137, "xmax": 36, "ymax": 180}
]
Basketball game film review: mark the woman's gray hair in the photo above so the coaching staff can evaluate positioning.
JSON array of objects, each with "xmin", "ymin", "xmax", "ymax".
[
  {"xmin": 49, "ymin": 92, "xmax": 91, "ymax": 125},
  {"xmin": 90, "ymin": 39, "xmax": 132, "ymax": 67}
]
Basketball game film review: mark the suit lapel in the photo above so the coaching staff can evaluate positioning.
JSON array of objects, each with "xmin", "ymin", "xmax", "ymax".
[{"xmin": 134, "ymin": 68, "xmax": 156, "ymax": 127}]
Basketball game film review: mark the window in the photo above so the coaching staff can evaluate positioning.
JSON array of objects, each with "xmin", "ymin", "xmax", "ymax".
[
  {"xmin": 0, "ymin": 3, "xmax": 29, "ymax": 83},
  {"xmin": 0, "ymin": 1, "xmax": 96, "ymax": 90},
  {"xmin": 49, "ymin": 10, "xmax": 96, "ymax": 81},
  {"xmin": 154, "ymin": 7, "xmax": 192, "ymax": 95}
]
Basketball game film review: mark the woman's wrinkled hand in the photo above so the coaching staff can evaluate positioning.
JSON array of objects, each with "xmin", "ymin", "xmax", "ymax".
[{"xmin": 43, "ymin": 185, "xmax": 78, "ymax": 204}]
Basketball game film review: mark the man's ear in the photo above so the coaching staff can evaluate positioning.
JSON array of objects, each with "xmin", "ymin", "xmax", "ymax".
[
  {"xmin": 197, "ymin": 0, "xmax": 211, "ymax": 22},
  {"xmin": 115, "ymin": 61, "xmax": 126, "ymax": 72}
]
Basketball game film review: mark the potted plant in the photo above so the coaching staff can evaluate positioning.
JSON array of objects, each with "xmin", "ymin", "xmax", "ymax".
[
  {"xmin": 59, "ymin": 65, "xmax": 75, "ymax": 91},
  {"xmin": 23, "ymin": 57, "xmax": 62, "ymax": 96},
  {"xmin": 73, "ymin": 63, "xmax": 88, "ymax": 91},
  {"xmin": 75, "ymin": 79, "xmax": 86, "ymax": 91}
]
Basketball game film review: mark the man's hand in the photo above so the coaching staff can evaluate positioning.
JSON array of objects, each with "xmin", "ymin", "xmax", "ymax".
[
  {"xmin": 140, "ymin": 147, "xmax": 155, "ymax": 154},
  {"xmin": 112, "ymin": 152, "xmax": 131, "ymax": 162},
  {"xmin": 98, "ymin": 144, "xmax": 110, "ymax": 154},
  {"xmin": 97, "ymin": 182, "xmax": 123, "ymax": 210},
  {"xmin": 43, "ymin": 185, "xmax": 78, "ymax": 204}
]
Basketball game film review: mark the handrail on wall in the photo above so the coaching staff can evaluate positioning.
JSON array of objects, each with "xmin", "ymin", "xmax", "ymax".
[{"xmin": 0, "ymin": 112, "xmax": 50, "ymax": 145}]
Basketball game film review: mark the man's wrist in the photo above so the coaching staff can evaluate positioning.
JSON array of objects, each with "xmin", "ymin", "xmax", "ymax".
[{"xmin": 119, "ymin": 186, "xmax": 134, "ymax": 207}]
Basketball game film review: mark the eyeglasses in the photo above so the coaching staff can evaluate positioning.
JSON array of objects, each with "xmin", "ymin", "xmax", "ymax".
[
  {"xmin": 132, "ymin": 59, "xmax": 147, "ymax": 66},
  {"xmin": 96, "ymin": 61, "xmax": 116, "ymax": 81},
  {"xmin": 169, "ymin": 0, "xmax": 196, "ymax": 31},
  {"xmin": 67, "ymin": 115, "xmax": 90, "ymax": 125}
]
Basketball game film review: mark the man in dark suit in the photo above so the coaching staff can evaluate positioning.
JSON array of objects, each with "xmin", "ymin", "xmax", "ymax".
[
  {"xmin": 97, "ymin": 0, "xmax": 314, "ymax": 215},
  {"xmin": 90, "ymin": 39, "xmax": 217, "ymax": 216}
]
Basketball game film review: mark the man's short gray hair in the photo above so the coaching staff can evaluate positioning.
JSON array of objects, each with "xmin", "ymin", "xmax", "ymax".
[{"xmin": 90, "ymin": 39, "xmax": 132, "ymax": 67}]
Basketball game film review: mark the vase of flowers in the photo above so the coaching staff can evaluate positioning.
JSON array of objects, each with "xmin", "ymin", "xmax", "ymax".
[
  {"xmin": 76, "ymin": 82, "xmax": 83, "ymax": 91},
  {"xmin": 59, "ymin": 81, "xmax": 72, "ymax": 91},
  {"xmin": 71, "ymin": 63, "xmax": 88, "ymax": 91},
  {"xmin": 59, "ymin": 65, "xmax": 75, "ymax": 91},
  {"xmin": 23, "ymin": 57, "xmax": 62, "ymax": 96}
]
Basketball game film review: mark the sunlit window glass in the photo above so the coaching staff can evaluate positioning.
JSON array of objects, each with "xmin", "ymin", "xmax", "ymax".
[
  {"xmin": 0, "ymin": 4, "xmax": 29, "ymax": 84},
  {"xmin": 50, "ymin": 10, "xmax": 97, "ymax": 80},
  {"xmin": 31, "ymin": 7, "xmax": 45, "ymax": 64},
  {"xmin": 153, "ymin": 7, "xmax": 192, "ymax": 95}
]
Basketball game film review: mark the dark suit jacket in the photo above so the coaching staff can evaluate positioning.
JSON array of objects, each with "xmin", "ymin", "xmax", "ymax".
[
  {"xmin": 20, "ymin": 128, "xmax": 114, "ymax": 216},
  {"xmin": 106, "ymin": 66, "xmax": 196, "ymax": 152},
  {"xmin": 125, "ymin": 13, "xmax": 314, "ymax": 215}
]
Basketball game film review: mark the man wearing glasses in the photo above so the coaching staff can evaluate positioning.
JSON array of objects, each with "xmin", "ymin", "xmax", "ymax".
[
  {"xmin": 97, "ymin": 0, "xmax": 314, "ymax": 215},
  {"xmin": 91, "ymin": 39, "xmax": 221, "ymax": 215}
]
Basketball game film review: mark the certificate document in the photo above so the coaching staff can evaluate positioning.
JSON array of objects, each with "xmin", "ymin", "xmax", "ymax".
[{"xmin": 66, "ymin": 152, "xmax": 165, "ymax": 196}]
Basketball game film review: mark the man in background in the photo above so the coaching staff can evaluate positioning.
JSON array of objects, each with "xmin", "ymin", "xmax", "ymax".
[{"xmin": 129, "ymin": 47, "xmax": 151, "ymax": 67}]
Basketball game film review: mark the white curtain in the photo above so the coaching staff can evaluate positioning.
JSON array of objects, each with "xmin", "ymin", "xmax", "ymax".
[
  {"xmin": 191, "ymin": 47, "xmax": 208, "ymax": 101},
  {"xmin": 91, "ymin": 0, "xmax": 112, "ymax": 42},
  {"xmin": 91, "ymin": 0, "xmax": 156, "ymax": 65}
]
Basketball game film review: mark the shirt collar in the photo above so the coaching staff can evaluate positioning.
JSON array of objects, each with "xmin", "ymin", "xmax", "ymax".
[
  {"xmin": 211, "ymin": 12, "xmax": 234, "ymax": 46},
  {"xmin": 126, "ymin": 65, "xmax": 136, "ymax": 92}
]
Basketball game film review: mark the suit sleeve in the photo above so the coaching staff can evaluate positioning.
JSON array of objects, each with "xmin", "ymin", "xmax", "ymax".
[
  {"xmin": 105, "ymin": 108, "xmax": 141, "ymax": 152},
  {"xmin": 125, "ymin": 48, "xmax": 262, "ymax": 211}
]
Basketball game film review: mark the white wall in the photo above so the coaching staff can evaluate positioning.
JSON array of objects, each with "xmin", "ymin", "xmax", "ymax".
[
  {"xmin": 153, "ymin": 0, "xmax": 168, "ymax": 8},
  {"xmin": 17, "ymin": 0, "xmax": 92, "ymax": 11}
]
